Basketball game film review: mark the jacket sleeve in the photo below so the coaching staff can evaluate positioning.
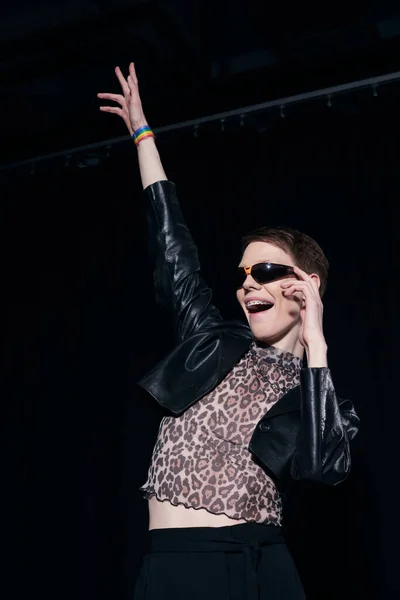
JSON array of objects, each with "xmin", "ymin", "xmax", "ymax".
[
  {"xmin": 290, "ymin": 368, "xmax": 360, "ymax": 485},
  {"xmin": 143, "ymin": 180, "xmax": 223, "ymax": 342}
]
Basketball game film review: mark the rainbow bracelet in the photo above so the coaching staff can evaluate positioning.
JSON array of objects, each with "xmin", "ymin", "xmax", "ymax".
[{"xmin": 132, "ymin": 125, "xmax": 155, "ymax": 146}]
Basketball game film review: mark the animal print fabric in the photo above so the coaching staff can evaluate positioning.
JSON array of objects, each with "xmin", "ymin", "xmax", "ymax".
[{"xmin": 140, "ymin": 342, "xmax": 301, "ymax": 525}]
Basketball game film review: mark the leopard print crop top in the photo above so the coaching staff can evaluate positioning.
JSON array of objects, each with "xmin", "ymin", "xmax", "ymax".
[{"xmin": 140, "ymin": 342, "xmax": 301, "ymax": 525}]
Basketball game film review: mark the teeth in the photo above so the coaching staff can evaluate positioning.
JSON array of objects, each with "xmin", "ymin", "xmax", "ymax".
[{"xmin": 246, "ymin": 300, "xmax": 271, "ymax": 307}]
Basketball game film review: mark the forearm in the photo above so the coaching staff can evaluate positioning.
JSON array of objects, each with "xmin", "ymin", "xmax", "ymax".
[
  {"xmin": 98, "ymin": 64, "xmax": 168, "ymax": 189},
  {"xmin": 137, "ymin": 137, "xmax": 167, "ymax": 189}
]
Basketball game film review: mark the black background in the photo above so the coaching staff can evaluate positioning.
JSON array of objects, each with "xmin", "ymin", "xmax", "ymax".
[{"xmin": 3, "ymin": 89, "xmax": 399, "ymax": 599}]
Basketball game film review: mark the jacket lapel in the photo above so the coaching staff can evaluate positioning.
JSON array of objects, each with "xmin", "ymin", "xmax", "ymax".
[{"xmin": 265, "ymin": 385, "xmax": 301, "ymax": 419}]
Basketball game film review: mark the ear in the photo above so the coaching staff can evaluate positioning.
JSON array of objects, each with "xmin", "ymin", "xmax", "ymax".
[{"xmin": 309, "ymin": 273, "xmax": 321, "ymax": 290}]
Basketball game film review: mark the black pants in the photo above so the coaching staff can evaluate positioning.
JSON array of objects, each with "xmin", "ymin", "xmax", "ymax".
[{"xmin": 133, "ymin": 522, "xmax": 306, "ymax": 600}]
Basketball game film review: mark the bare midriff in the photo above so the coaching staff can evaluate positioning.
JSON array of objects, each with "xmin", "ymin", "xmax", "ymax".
[{"xmin": 148, "ymin": 495, "xmax": 248, "ymax": 530}]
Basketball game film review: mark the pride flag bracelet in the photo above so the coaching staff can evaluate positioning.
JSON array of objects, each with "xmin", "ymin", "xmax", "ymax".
[{"xmin": 132, "ymin": 125, "xmax": 155, "ymax": 146}]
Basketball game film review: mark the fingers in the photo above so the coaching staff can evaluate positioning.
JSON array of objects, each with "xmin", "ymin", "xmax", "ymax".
[
  {"xmin": 127, "ymin": 74, "xmax": 136, "ymax": 94},
  {"xmin": 281, "ymin": 280, "xmax": 321, "ymax": 303},
  {"xmin": 115, "ymin": 66, "xmax": 130, "ymax": 96},
  {"xmin": 293, "ymin": 266, "xmax": 320, "ymax": 294},
  {"xmin": 129, "ymin": 62, "xmax": 138, "ymax": 85},
  {"xmin": 281, "ymin": 280, "xmax": 315, "ymax": 293},
  {"xmin": 293, "ymin": 266, "xmax": 312, "ymax": 281},
  {"xmin": 99, "ymin": 64, "xmax": 138, "ymax": 100},
  {"xmin": 127, "ymin": 73, "xmax": 140, "ymax": 98},
  {"xmin": 97, "ymin": 92, "xmax": 126, "ymax": 106},
  {"xmin": 99, "ymin": 106, "xmax": 124, "ymax": 117}
]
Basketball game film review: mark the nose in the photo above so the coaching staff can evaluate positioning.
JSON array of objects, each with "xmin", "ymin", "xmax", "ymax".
[{"xmin": 242, "ymin": 274, "xmax": 262, "ymax": 291}]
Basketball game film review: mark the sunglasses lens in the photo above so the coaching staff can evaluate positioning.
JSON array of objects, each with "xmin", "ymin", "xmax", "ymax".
[
  {"xmin": 236, "ymin": 269, "xmax": 247, "ymax": 289},
  {"xmin": 236, "ymin": 264, "xmax": 294, "ymax": 288},
  {"xmin": 251, "ymin": 265, "xmax": 274, "ymax": 284},
  {"xmin": 254, "ymin": 264, "xmax": 293, "ymax": 283}
]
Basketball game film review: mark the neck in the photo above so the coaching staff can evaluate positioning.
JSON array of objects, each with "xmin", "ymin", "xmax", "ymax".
[
  {"xmin": 270, "ymin": 337, "xmax": 304, "ymax": 359},
  {"xmin": 256, "ymin": 324, "xmax": 305, "ymax": 359}
]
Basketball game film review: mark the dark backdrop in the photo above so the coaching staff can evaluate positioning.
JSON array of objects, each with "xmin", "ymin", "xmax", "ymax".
[{"xmin": 4, "ymin": 93, "xmax": 399, "ymax": 600}]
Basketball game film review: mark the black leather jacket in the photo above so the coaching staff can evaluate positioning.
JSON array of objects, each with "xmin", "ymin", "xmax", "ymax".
[{"xmin": 138, "ymin": 180, "xmax": 360, "ymax": 491}]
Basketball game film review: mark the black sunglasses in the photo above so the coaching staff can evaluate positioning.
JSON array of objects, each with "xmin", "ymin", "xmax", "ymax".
[{"xmin": 236, "ymin": 262, "xmax": 297, "ymax": 289}]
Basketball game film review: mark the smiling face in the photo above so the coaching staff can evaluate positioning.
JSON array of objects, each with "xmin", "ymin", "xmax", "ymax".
[{"xmin": 236, "ymin": 242, "xmax": 304, "ymax": 354}]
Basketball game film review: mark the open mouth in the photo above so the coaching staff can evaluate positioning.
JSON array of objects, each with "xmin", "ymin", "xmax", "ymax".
[{"xmin": 245, "ymin": 301, "xmax": 274, "ymax": 314}]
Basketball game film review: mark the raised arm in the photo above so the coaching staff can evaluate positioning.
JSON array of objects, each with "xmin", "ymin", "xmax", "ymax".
[
  {"xmin": 98, "ymin": 63, "xmax": 224, "ymax": 342},
  {"xmin": 98, "ymin": 63, "xmax": 166, "ymax": 189}
]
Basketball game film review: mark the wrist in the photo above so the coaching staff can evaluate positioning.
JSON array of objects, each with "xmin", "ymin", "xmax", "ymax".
[
  {"xmin": 132, "ymin": 121, "xmax": 149, "ymax": 133},
  {"xmin": 306, "ymin": 339, "xmax": 328, "ymax": 368},
  {"xmin": 132, "ymin": 124, "xmax": 155, "ymax": 147}
]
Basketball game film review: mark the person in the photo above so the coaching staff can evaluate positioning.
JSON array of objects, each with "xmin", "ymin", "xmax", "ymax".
[{"xmin": 98, "ymin": 63, "xmax": 360, "ymax": 600}]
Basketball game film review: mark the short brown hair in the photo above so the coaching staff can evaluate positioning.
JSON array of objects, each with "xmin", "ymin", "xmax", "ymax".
[{"xmin": 241, "ymin": 226, "xmax": 329, "ymax": 297}]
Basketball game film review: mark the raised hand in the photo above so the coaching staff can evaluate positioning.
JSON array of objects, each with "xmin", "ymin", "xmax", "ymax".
[
  {"xmin": 280, "ymin": 266, "xmax": 326, "ymax": 351},
  {"xmin": 97, "ymin": 63, "xmax": 148, "ymax": 136}
]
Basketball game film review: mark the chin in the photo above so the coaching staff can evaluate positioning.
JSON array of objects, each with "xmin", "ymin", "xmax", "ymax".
[
  {"xmin": 252, "ymin": 332, "xmax": 279, "ymax": 345},
  {"xmin": 249, "ymin": 325, "xmax": 279, "ymax": 343},
  {"xmin": 249, "ymin": 319, "xmax": 299, "ymax": 345}
]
